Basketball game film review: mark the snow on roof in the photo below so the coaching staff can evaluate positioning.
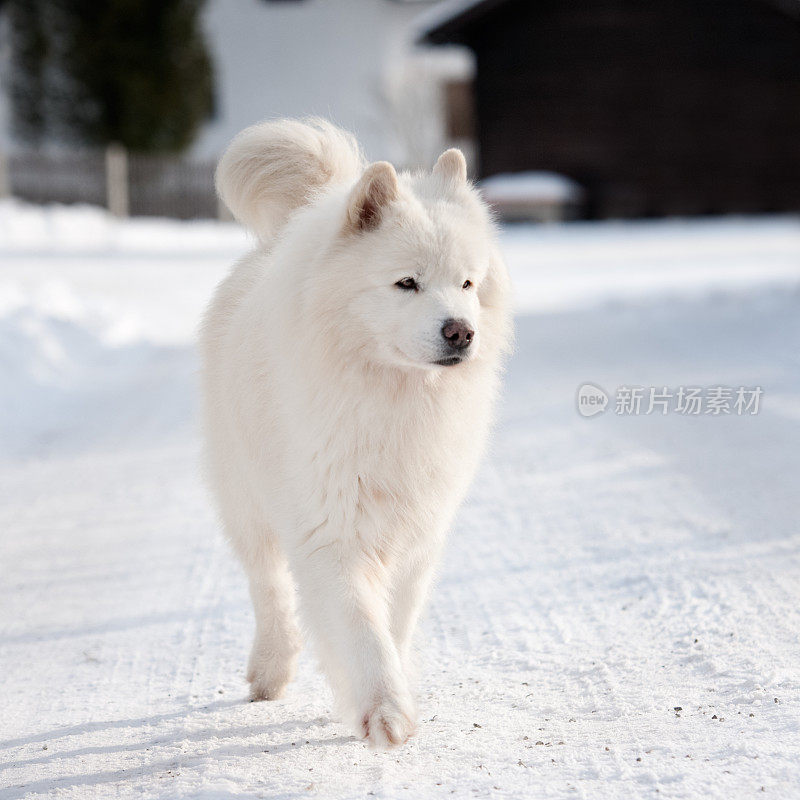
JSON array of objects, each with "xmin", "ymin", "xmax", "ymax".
[
  {"xmin": 480, "ymin": 172, "xmax": 585, "ymax": 205},
  {"xmin": 414, "ymin": 0, "xmax": 501, "ymax": 44},
  {"xmin": 418, "ymin": 0, "xmax": 800, "ymax": 44}
]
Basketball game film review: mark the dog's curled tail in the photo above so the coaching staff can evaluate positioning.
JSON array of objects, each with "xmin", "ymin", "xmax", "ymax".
[{"xmin": 216, "ymin": 118, "xmax": 365, "ymax": 241}]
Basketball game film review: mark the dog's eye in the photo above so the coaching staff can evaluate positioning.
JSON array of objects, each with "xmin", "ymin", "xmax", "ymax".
[
  {"xmin": 395, "ymin": 277, "xmax": 419, "ymax": 291},
  {"xmin": 462, "ymin": 280, "xmax": 473, "ymax": 290}
]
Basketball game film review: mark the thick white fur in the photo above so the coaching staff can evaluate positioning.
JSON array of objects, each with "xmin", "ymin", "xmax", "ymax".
[
  {"xmin": 216, "ymin": 118, "xmax": 365, "ymax": 241},
  {"xmin": 201, "ymin": 119, "xmax": 512, "ymax": 748}
]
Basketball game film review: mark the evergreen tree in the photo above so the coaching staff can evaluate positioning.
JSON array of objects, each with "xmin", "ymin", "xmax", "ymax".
[
  {"xmin": 7, "ymin": 0, "xmax": 214, "ymax": 152},
  {"xmin": 7, "ymin": 0, "xmax": 49, "ymax": 144}
]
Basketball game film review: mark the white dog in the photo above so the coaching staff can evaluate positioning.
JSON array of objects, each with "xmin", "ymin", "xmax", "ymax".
[{"xmin": 200, "ymin": 119, "xmax": 511, "ymax": 747}]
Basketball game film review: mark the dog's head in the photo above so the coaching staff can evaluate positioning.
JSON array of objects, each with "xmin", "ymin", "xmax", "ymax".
[{"xmin": 319, "ymin": 149, "xmax": 510, "ymax": 373}]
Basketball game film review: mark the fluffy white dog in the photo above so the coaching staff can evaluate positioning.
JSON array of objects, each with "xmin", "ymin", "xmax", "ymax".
[{"xmin": 201, "ymin": 119, "xmax": 511, "ymax": 747}]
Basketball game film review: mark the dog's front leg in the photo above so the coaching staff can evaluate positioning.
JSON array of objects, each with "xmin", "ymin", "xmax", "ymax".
[
  {"xmin": 292, "ymin": 541, "xmax": 417, "ymax": 747},
  {"xmin": 390, "ymin": 556, "xmax": 438, "ymax": 672}
]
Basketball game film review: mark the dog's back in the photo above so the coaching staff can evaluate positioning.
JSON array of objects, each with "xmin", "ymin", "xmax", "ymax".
[{"xmin": 200, "ymin": 118, "xmax": 367, "ymax": 438}]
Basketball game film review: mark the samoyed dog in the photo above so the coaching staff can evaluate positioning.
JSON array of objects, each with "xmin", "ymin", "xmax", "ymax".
[{"xmin": 201, "ymin": 119, "xmax": 511, "ymax": 747}]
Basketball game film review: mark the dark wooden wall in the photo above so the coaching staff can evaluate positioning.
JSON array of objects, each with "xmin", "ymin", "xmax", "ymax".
[{"xmin": 464, "ymin": 0, "xmax": 800, "ymax": 217}]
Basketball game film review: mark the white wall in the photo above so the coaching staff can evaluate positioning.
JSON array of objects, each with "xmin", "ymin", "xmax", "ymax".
[{"xmin": 194, "ymin": 0, "xmax": 469, "ymax": 165}]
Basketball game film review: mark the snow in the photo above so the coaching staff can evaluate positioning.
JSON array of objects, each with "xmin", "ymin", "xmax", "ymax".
[
  {"xmin": 481, "ymin": 172, "xmax": 584, "ymax": 205},
  {"xmin": 2, "ymin": 200, "xmax": 800, "ymax": 799},
  {"xmin": 412, "ymin": 0, "xmax": 489, "ymax": 42}
]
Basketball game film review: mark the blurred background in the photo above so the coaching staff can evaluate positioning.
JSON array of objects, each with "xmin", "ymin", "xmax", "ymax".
[
  {"xmin": 2, "ymin": 0, "xmax": 800, "ymax": 221},
  {"xmin": 2, "ymin": 2, "xmax": 800, "ymax": 798}
]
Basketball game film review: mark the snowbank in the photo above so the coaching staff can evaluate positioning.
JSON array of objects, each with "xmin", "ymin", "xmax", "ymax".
[
  {"xmin": 0, "ymin": 284, "xmax": 194, "ymax": 460},
  {"xmin": 0, "ymin": 198, "xmax": 248, "ymax": 255}
]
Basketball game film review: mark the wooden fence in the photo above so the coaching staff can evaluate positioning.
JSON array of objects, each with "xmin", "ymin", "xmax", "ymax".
[{"xmin": 0, "ymin": 146, "xmax": 223, "ymax": 219}]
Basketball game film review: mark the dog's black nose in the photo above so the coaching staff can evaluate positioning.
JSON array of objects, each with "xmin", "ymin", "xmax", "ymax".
[{"xmin": 441, "ymin": 318, "xmax": 474, "ymax": 350}]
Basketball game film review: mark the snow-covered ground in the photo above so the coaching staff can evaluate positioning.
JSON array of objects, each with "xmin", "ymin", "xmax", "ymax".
[{"xmin": 1, "ymin": 201, "xmax": 800, "ymax": 799}]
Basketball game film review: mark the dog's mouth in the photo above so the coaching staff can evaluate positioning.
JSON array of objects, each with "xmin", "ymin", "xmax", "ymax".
[
  {"xmin": 392, "ymin": 346, "xmax": 470, "ymax": 370},
  {"xmin": 433, "ymin": 355, "xmax": 464, "ymax": 367}
]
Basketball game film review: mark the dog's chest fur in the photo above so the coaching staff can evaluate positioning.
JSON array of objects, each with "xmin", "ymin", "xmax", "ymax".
[{"xmin": 286, "ymin": 360, "xmax": 489, "ymax": 559}]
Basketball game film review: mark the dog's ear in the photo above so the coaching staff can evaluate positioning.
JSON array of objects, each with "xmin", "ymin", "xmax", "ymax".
[
  {"xmin": 432, "ymin": 148, "xmax": 467, "ymax": 186},
  {"xmin": 346, "ymin": 162, "xmax": 398, "ymax": 232}
]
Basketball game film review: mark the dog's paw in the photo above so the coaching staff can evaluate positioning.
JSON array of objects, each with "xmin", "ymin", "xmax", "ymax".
[
  {"xmin": 360, "ymin": 693, "xmax": 417, "ymax": 748},
  {"xmin": 247, "ymin": 672, "xmax": 289, "ymax": 702},
  {"xmin": 246, "ymin": 650, "xmax": 298, "ymax": 702}
]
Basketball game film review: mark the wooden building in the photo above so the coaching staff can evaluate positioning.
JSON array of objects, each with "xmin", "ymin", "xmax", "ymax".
[{"xmin": 420, "ymin": 0, "xmax": 800, "ymax": 218}]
